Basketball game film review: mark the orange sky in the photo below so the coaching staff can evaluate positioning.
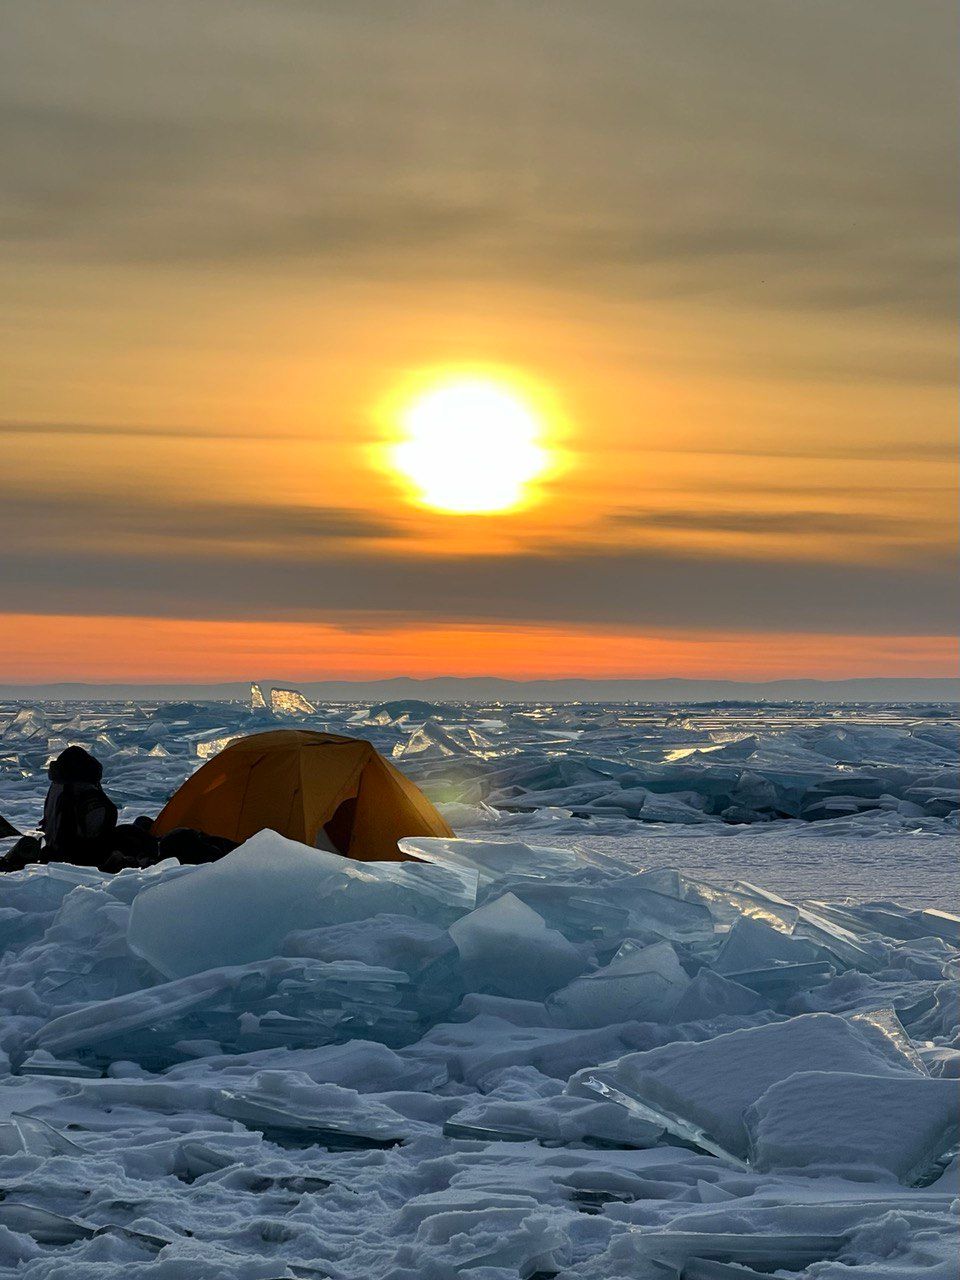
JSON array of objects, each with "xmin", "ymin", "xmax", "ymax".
[
  {"xmin": 1, "ymin": 615, "xmax": 955, "ymax": 685},
  {"xmin": 1, "ymin": 3, "xmax": 956, "ymax": 682}
]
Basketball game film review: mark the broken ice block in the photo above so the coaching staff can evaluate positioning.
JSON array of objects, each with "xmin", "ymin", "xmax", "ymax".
[
  {"xmin": 614, "ymin": 880, "xmax": 715, "ymax": 943},
  {"xmin": 734, "ymin": 881, "xmax": 882, "ymax": 972},
  {"xmin": 745, "ymin": 1070, "xmax": 959, "ymax": 1182},
  {"xmin": 849, "ymin": 1005, "xmax": 930, "ymax": 1074},
  {"xmin": 0, "ymin": 1204, "xmax": 96, "ymax": 1245},
  {"xmin": 33, "ymin": 955, "xmax": 413, "ymax": 1065},
  {"xmin": 637, "ymin": 791, "xmax": 714, "ymax": 823},
  {"xmin": 361, "ymin": 859, "xmax": 479, "ymax": 916},
  {"xmin": 635, "ymin": 867, "xmax": 684, "ymax": 896},
  {"xmin": 625, "ymin": 1229, "xmax": 848, "ymax": 1276},
  {"xmin": 400, "ymin": 836, "xmax": 621, "ymax": 886},
  {"xmin": 393, "ymin": 1189, "xmax": 566, "ymax": 1275},
  {"xmin": 1, "ymin": 707, "xmax": 48, "ymax": 741},
  {"xmin": 683, "ymin": 878, "xmax": 799, "ymax": 933},
  {"xmin": 722, "ymin": 961, "xmax": 834, "ymax": 1000},
  {"xmin": 392, "ymin": 718, "xmax": 477, "ymax": 759},
  {"xmin": 127, "ymin": 831, "xmax": 365, "ymax": 976},
  {"xmin": 443, "ymin": 1092, "xmax": 662, "ymax": 1147},
  {"xmin": 476, "ymin": 877, "xmax": 629, "ymax": 944},
  {"xmin": 0, "ymin": 1113, "xmax": 81, "ymax": 1157},
  {"xmin": 282, "ymin": 913, "xmax": 464, "ymax": 1020},
  {"xmin": 567, "ymin": 1011, "xmax": 924, "ymax": 1162},
  {"xmin": 34, "ymin": 962, "xmax": 295, "ymax": 1056},
  {"xmin": 448, "ymin": 893, "xmax": 588, "ymax": 1000},
  {"xmin": 793, "ymin": 907, "xmax": 884, "ymax": 973},
  {"xmin": 128, "ymin": 829, "xmax": 458, "ymax": 978},
  {"xmin": 547, "ymin": 941, "xmax": 689, "ymax": 1028},
  {"xmin": 672, "ymin": 968, "xmax": 766, "ymax": 1021},
  {"xmin": 283, "ymin": 913, "xmax": 452, "ymax": 975},
  {"xmin": 713, "ymin": 916, "xmax": 823, "ymax": 975},
  {"xmin": 195, "ymin": 733, "xmax": 242, "ymax": 760},
  {"xmin": 920, "ymin": 908, "xmax": 960, "ymax": 945},
  {"xmin": 18, "ymin": 1049, "xmax": 101, "ymax": 1078},
  {"xmin": 213, "ymin": 1073, "xmax": 408, "ymax": 1150},
  {"xmin": 0, "ymin": 862, "xmax": 105, "ymax": 914}
]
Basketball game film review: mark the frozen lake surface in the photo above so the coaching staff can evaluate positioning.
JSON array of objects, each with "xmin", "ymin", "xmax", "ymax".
[
  {"xmin": 540, "ymin": 830, "xmax": 955, "ymax": 909},
  {"xmin": 0, "ymin": 697, "xmax": 956, "ymax": 1276}
]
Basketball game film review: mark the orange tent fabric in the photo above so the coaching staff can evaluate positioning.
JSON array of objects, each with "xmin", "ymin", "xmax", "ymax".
[{"xmin": 152, "ymin": 729, "xmax": 453, "ymax": 860}]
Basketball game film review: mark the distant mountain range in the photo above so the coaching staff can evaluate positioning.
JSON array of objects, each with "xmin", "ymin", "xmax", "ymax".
[{"xmin": 1, "ymin": 676, "xmax": 957, "ymax": 703}]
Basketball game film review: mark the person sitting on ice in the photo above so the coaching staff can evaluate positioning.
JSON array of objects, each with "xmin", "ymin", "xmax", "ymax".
[
  {"xmin": 39, "ymin": 745, "xmax": 120, "ymax": 866},
  {"xmin": 0, "ymin": 745, "xmax": 121, "ymax": 872},
  {"xmin": 0, "ymin": 747, "xmax": 245, "ymax": 874}
]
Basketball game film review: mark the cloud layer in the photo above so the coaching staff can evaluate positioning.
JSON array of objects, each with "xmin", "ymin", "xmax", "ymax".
[
  {"xmin": 2, "ymin": 1, "xmax": 955, "ymax": 340},
  {"xmin": 1, "ymin": 2, "xmax": 956, "ymax": 672}
]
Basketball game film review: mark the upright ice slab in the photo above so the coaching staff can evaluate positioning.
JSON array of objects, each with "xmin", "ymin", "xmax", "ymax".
[
  {"xmin": 713, "ymin": 915, "xmax": 823, "ymax": 974},
  {"xmin": 547, "ymin": 941, "xmax": 689, "ymax": 1027},
  {"xmin": 672, "ymin": 968, "xmax": 766, "ymax": 1020},
  {"xmin": 448, "ymin": 892, "xmax": 588, "ymax": 1000},
  {"xmin": 270, "ymin": 686, "xmax": 317, "ymax": 715},
  {"xmin": 614, "ymin": 879, "xmax": 715, "ymax": 943}
]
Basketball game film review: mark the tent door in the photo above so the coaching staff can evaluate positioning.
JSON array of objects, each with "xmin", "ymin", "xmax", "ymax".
[{"xmin": 323, "ymin": 796, "xmax": 358, "ymax": 854}]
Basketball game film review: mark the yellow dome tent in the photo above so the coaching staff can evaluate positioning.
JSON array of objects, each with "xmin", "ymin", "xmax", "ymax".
[{"xmin": 152, "ymin": 729, "xmax": 453, "ymax": 860}]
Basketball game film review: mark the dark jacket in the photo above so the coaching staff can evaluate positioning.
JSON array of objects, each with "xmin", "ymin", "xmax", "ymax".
[{"xmin": 41, "ymin": 747, "xmax": 118, "ymax": 865}]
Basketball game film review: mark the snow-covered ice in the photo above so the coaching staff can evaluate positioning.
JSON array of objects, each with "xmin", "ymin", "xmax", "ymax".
[{"xmin": 0, "ymin": 696, "xmax": 956, "ymax": 1276}]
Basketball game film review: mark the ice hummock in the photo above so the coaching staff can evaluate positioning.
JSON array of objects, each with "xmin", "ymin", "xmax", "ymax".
[
  {"xmin": 0, "ymin": 701, "xmax": 957, "ymax": 1278},
  {"xmin": 127, "ymin": 830, "xmax": 461, "ymax": 978}
]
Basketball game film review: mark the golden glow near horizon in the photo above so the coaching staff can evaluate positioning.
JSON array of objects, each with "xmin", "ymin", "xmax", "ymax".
[{"xmin": 388, "ymin": 374, "xmax": 553, "ymax": 514}]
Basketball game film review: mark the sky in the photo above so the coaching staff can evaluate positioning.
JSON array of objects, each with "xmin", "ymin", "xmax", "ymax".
[{"xmin": 2, "ymin": 0, "xmax": 957, "ymax": 683}]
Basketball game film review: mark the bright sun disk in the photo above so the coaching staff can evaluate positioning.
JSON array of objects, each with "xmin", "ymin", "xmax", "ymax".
[{"xmin": 391, "ymin": 377, "xmax": 551, "ymax": 514}]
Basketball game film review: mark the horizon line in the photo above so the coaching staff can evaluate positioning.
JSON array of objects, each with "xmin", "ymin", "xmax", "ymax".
[{"xmin": 3, "ymin": 674, "xmax": 957, "ymax": 689}]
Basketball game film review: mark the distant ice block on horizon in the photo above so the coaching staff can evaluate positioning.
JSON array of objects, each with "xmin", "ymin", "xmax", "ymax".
[
  {"xmin": 250, "ymin": 682, "xmax": 268, "ymax": 711},
  {"xmin": 270, "ymin": 686, "xmax": 317, "ymax": 715}
]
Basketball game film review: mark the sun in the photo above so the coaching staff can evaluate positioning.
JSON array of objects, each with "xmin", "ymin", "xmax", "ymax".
[{"xmin": 389, "ymin": 375, "xmax": 552, "ymax": 514}]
